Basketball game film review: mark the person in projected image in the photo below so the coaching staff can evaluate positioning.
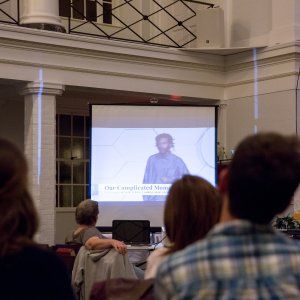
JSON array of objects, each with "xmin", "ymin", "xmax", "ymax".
[{"xmin": 143, "ymin": 133, "xmax": 189, "ymax": 201}]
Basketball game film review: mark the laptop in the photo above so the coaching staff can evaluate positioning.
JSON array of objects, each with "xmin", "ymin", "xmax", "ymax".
[{"xmin": 112, "ymin": 220, "xmax": 151, "ymax": 246}]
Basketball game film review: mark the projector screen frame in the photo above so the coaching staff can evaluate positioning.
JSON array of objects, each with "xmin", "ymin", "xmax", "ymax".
[
  {"xmin": 88, "ymin": 102, "xmax": 218, "ymax": 226},
  {"xmin": 88, "ymin": 102, "xmax": 218, "ymax": 198}
]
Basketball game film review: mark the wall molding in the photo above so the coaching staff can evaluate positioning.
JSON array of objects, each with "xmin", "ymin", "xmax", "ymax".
[
  {"xmin": 1, "ymin": 24, "xmax": 300, "ymax": 100},
  {"xmin": 226, "ymin": 71, "xmax": 298, "ymax": 88},
  {"xmin": 0, "ymin": 24, "xmax": 224, "ymax": 70},
  {"xmin": 0, "ymin": 58, "xmax": 225, "ymax": 88},
  {"xmin": 0, "ymin": 39, "xmax": 225, "ymax": 73}
]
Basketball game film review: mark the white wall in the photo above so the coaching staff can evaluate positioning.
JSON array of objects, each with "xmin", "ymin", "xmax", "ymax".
[
  {"xmin": 56, "ymin": 209, "xmax": 76, "ymax": 244},
  {"xmin": 230, "ymin": 0, "xmax": 272, "ymax": 47},
  {"xmin": 225, "ymin": 90, "xmax": 296, "ymax": 153},
  {"xmin": 196, "ymin": 0, "xmax": 300, "ymax": 48},
  {"xmin": 219, "ymin": 0, "xmax": 272, "ymax": 47}
]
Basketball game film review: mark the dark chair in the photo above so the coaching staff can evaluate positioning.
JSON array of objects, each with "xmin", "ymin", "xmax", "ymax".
[
  {"xmin": 52, "ymin": 243, "xmax": 82, "ymax": 254},
  {"xmin": 90, "ymin": 278, "xmax": 154, "ymax": 300},
  {"xmin": 36, "ymin": 243, "xmax": 50, "ymax": 250},
  {"xmin": 51, "ymin": 244, "xmax": 82, "ymax": 275}
]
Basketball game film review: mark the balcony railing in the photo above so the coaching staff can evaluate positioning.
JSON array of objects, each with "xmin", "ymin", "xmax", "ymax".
[
  {"xmin": 0, "ymin": 0, "xmax": 215, "ymax": 48},
  {"xmin": 0, "ymin": 0, "xmax": 19, "ymax": 25},
  {"xmin": 65, "ymin": 0, "xmax": 214, "ymax": 48}
]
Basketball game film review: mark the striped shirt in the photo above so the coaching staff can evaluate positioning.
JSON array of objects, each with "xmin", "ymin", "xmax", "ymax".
[{"xmin": 154, "ymin": 220, "xmax": 300, "ymax": 300}]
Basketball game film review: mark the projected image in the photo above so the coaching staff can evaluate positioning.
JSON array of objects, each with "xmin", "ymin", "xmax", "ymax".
[
  {"xmin": 91, "ymin": 127, "xmax": 215, "ymax": 202},
  {"xmin": 143, "ymin": 133, "xmax": 189, "ymax": 201}
]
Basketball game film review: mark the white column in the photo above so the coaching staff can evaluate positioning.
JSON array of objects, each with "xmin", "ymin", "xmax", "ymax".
[
  {"xmin": 20, "ymin": 0, "xmax": 65, "ymax": 32},
  {"xmin": 21, "ymin": 82, "xmax": 64, "ymax": 245}
]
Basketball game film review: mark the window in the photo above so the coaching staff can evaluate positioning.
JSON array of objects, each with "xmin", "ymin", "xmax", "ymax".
[
  {"xmin": 59, "ymin": 0, "xmax": 112, "ymax": 24},
  {"xmin": 56, "ymin": 114, "xmax": 90, "ymax": 207},
  {"xmin": 103, "ymin": 0, "xmax": 112, "ymax": 24},
  {"xmin": 73, "ymin": 0, "xmax": 85, "ymax": 20},
  {"xmin": 87, "ymin": 0, "xmax": 97, "ymax": 22},
  {"xmin": 59, "ymin": 0, "xmax": 71, "ymax": 18}
]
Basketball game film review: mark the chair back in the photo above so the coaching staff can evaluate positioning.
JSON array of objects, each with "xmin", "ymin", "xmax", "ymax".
[
  {"xmin": 90, "ymin": 278, "xmax": 154, "ymax": 300},
  {"xmin": 52, "ymin": 244, "xmax": 81, "ymax": 274}
]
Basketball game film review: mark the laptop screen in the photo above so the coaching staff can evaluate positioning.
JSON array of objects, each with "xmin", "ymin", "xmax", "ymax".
[{"xmin": 112, "ymin": 220, "xmax": 151, "ymax": 245}]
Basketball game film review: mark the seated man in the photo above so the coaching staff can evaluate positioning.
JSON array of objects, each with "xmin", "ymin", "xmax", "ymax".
[
  {"xmin": 155, "ymin": 133, "xmax": 300, "ymax": 299},
  {"xmin": 66, "ymin": 199, "xmax": 144, "ymax": 280},
  {"xmin": 66, "ymin": 199, "xmax": 126, "ymax": 253}
]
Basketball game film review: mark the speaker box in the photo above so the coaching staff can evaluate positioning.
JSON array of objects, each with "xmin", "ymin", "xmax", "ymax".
[{"xmin": 196, "ymin": 7, "xmax": 225, "ymax": 48}]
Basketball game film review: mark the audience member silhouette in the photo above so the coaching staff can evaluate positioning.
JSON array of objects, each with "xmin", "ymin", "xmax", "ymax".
[
  {"xmin": 155, "ymin": 133, "xmax": 300, "ymax": 299},
  {"xmin": 0, "ymin": 138, "xmax": 75, "ymax": 300},
  {"xmin": 145, "ymin": 175, "xmax": 221, "ymax": 279},
  {"xmin": 66, "ymin": 199, "xmax": 126, "ymax": 254}
]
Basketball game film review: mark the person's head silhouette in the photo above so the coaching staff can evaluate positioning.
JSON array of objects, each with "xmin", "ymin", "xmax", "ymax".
[
  {"xmin": 155, "ymin": 133, "xmax": 174, "ymax": 154},
  {"xmin": 0, "ymin": 138, "xmax": 38, "ymax": 256}
]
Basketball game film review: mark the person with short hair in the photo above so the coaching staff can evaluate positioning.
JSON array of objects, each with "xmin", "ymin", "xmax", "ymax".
[
  {"xmin": 66, "ymin": 199, "xmax": 126, "ymax": 254},
  {"xmin": 0, "ymin": 138, "xmax": 75, "ymax": 300},
  {"xmin": 68, "ymin": 200, "xmax": 146, "ymax": 282},
  {"xmin": 155, "ymin": 133, "xmax": 300, "ymax": 299},
  {"xmin": 145, "ymin": 175, "xmax": 221, "ymax": 279}
]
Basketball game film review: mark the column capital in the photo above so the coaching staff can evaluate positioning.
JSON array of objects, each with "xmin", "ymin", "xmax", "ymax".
[{"xmin": 20, "ymin": 82, "xmax": 65, "ymax": 96}]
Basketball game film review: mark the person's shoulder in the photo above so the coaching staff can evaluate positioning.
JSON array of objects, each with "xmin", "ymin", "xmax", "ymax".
[
  {"xmin": 65, "ymin": 230, "xmax": 75, "ymax": 243},
  {"xmin": 154, "ymin": 240, "xmax": 210, "ymax": 297},
  {"xmin": 148, "ymin": 247, "xmax": 168, "ymax": 262},
  {"xmin": 273, "ymin": 230, "xmax": 300, "ymax": 252},
  {"xmin": 82, "ymin": 226, "xmax": 103, "ymax": 244},
  {"xmin": 148, "ymin": 153, "xmax": 159, "ymax": 160},
  {"xmin": 12, "ymin": 245, "xmax": 69, "ymax": 279},
  {"xmin": 23, "ymin": 245, "xmax": 66, "ymax": 267},
  {"xmin": 23, "ymin": 244, "xmax": 56, "ymax": 258},
  {"xmin": 84, "ymin": 226, "xmax": 103, "ymax": 238},
  {"xmin": 157, "ymin": 239, "xmax": 208, "ymax": 277},
  {"xmin": 5, "ymin": 245, "xmax": 75, "ymax": 300},
  {"xmin": 170, "ymin": 153, "xmax": 185, "ymax": 162}
]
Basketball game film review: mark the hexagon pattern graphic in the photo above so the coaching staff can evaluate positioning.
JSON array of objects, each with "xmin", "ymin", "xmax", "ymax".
[{"xmin": 91, "ymin": 127, "xmax": 215, "ymax": 201}]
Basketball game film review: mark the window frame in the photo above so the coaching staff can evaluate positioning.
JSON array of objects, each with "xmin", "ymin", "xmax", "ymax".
[{"xmin": 56, "ymin": 113, "xmax": 91, "ymax": 208}]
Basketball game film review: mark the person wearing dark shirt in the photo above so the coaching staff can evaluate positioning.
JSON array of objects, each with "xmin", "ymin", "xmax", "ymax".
[
  {"xmin": 0, "ymin": 138, "xmax": 75, "ymax": 300},
  {"xmin": 0, "ymin": 245, "xmax": 75, "ymax": 300},
  {"xmin": 143, "ymin": 133, "xmax": 189, "ymax": 201}
]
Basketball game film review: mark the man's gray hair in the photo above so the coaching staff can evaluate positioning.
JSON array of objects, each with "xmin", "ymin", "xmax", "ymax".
[{"xmin": 75, "ymin": 199, "xmax": 99, "ymax": 226}]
